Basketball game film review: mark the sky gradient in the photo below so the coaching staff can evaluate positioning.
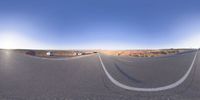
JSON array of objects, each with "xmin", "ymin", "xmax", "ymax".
[{"xmin": 0, "ymin": 0, "xmax": 200, "ymax": 49}]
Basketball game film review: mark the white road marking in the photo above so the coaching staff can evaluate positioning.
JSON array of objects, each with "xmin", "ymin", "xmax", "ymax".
[{"xmin": 98, "ymin": 50, "xmax": 198, "ymax": 92}]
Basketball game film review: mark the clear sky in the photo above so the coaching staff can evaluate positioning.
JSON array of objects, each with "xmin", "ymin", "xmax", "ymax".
[{"xmin": 0, "ymin": 0, "xmax": 200, "ymax": 49}]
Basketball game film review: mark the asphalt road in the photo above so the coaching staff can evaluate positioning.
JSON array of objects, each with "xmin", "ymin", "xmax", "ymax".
[{"xmin": 0, "ymin": 50, "xmax": 200, "ymax": 100}]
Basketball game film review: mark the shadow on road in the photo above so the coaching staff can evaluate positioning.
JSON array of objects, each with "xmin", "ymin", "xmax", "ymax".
[{"xmin": 114, "ymin": 63, "xmax": 142, "ymax": 84}]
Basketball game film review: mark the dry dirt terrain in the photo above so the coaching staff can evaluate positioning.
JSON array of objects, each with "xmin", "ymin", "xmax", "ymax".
[
  {"xmin": 13, "ymin": 49, "xmax": 96, "ymax": 58},
  {"xmin": 99, "ymin": 49, "xmax": 192, "ymax": 57}
]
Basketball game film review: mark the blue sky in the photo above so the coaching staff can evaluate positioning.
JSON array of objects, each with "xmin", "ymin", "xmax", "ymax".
[{"xmin": 0, "ymin": 0, "xmax": 200, "ymax": 49}]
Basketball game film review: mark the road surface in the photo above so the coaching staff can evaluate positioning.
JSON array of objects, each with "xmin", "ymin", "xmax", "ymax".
[{"xmin": 0, "ymin": 50, "xmax": 200, "ymax": 100}]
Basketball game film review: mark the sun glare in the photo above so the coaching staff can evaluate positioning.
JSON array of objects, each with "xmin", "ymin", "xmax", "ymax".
[
  {"xmin": 1, "ymin": 33, "xmax": 16, "ymax": 49},
  {"xmin": 2, "ymin": 37, "xmax": 15, "ymax": 49},
  {"xmin": 0, "ymin": 32, "xmax": 28, "ymax": 49},
  {"xmin": 0, "ymin": 32, "xmax": 48, "ymax": 49}
]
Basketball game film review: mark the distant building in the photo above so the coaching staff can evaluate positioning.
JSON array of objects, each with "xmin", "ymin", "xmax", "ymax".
[
  {"xmin": 46, "ymin": 51, "xmax": 53, "ymax": 56},
  {"xmin": 78, "ymin": 52, "xmax": 82, "ymax": 55},
  {"xmin": 73, "ymin": 51, "xmax": 82, "ymax": 56}
]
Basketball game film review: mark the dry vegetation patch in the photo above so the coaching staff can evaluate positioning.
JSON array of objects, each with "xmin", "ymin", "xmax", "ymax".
[{"xmin": 99, "ymin": 49, "xmax": 191, "ymax": 57}]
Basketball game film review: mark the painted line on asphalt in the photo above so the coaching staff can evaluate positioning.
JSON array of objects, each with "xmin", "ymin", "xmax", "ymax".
[
  {"xmin": 98, "ymin": 50, "xmax": 198, "ymax": 92},
  {"xmin": 117, "ymin": 58, "xmax": 135, "ymax": 62}
]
